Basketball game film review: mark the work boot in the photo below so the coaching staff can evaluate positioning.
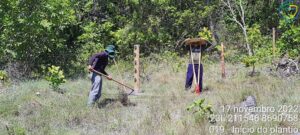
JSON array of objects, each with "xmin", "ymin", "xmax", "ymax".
[
  {"xmin": 190, "ymin": 89, "xmax": 195, "ymax": 93},
  {"xmin": 185, "ymin": 86, "xmax": 191, "ymax": 91}
]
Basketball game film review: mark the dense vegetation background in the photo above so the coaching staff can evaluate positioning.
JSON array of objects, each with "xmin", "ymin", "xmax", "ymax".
[
  {"xmin": 1, "ymin": 1, "xmax": 300, "ymax": 134},
  {"xmin": 0, "ymin": 0, "xmax": 299, "ymax": 78}
]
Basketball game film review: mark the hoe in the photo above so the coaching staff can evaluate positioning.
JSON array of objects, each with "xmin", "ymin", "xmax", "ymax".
[{"xmin": 91, "ymin": 69, "xmax": 135, "ymax": 95}]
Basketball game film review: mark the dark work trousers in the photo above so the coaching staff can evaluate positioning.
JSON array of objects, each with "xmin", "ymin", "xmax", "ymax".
[
  {"xmin": 185, "ymin": 64, "xmax": 203, "ymax": 91},
  {"xmin": 87, "ymin": 72, "xmax": 103, "ymax": 106}
]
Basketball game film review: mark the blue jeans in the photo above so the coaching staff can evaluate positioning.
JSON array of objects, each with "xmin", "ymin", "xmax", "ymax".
[
  {"xmin": 87, "ymin": 72, "xmax": 103, "ymax": 106},
  {"xmin": 185, "ymin": 64, "xmax": 203, "ymax": 91}
]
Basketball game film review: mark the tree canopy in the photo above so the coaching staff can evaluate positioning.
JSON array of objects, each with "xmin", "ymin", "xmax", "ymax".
[{"xmin": 0, "ymin": 0, "xmax": 299, "ymax": 77}]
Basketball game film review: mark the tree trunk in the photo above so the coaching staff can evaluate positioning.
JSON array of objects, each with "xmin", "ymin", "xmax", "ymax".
[
  {"xmin": 209, "ymin": 17, "xmax": 219, "ymax": 46},
  {"xmin": 242, "ymin": 25, "xmax": 255, "ymax": 76},
  {"xmin": 242, "ymin": 28, "xmax": 253, "ymax": 56},
  {"xmin": 208, "ymin": 0, "xmax": 219, "ymax": 47},
  {"xmin": 251, "ymin": 64, "xmax": 256, "ymax": 76}
]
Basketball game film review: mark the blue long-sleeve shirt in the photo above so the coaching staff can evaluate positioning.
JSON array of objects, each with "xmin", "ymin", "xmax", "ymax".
[{"xmin": 88, "ymin": 51, "xmax": 109, "ymax": 75}]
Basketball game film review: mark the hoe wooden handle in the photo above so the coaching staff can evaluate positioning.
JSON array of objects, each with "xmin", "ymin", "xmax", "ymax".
[{"xmin": 91, "ymin": 69, "xmax": 136, "ymax": 93}]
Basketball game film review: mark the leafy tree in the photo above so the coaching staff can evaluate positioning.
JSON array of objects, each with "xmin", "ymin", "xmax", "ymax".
[
  {"xmin": 221, "ymin": 0, "xmax": 253, "ymax": 56},
  {"xmin": 0, "ymin": 0, "xmax": 298, "ymax": 78},
  {"xmin": 278, "ymin": 20, "xmax": 300, "ymax": 58},
  {"xmin": 0, "ymin": 0, "xmax": 80, "ymax": 74}
]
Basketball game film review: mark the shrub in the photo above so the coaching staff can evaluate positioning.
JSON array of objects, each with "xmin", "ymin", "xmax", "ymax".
[
  {"xmin": 278, "ymin": 22, "xmax": 300, "ymax": 58},
  {"xmin": 242, "ymin": 56, "xmax": 258, "ymax": 68},
  {"xmin": 45, "ymin": 66, "xmax": 66, "ymax": 91},
  {"xmin": 0, "ymin": 70, "xmax": 8, "ymax": 82},
  {"xmin": 187, "ymin": 98, "xmax": 214, "ymax": 123},
  {"xmin": 242, "ymin": 56, "xmax": 258, "ymax": 76},
  {"xmin": 0, "ymin": 70, "xmax": 9, "ymax": 86},
  {"xmin": 198, "ymin": 27, "xmax": 212, "ymax": 41},
  {"xmin": 248, "ymin": 24, "xmax": 273, "ymax": 63}
]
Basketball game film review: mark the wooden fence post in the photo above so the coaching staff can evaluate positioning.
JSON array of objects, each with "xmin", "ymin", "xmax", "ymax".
[
  {"xmin": 134, "ymin": 45, "xmax": 140, "ymax": 93},
  {"xmin": 221, "ymin": 42, "xmax": 226, "ymax": 78}
]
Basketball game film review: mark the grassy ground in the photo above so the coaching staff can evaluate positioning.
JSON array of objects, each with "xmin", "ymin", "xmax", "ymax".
[{"xmin": 0, "ymin": 59, "xmax": 300, "ymax": 135}]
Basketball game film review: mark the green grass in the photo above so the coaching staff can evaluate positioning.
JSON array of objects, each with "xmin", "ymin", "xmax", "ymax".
[{"xmin": 0, "ymin": 60, "xmax": 300, "ymax": 135}]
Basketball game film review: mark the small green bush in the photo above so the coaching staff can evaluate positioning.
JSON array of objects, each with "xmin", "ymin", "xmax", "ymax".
[
  {"xmin": 248, "ymin": 24, "xmax": 273, "ymax": 63},
  {"xmin": 198, "ymin": 27, "xmax": 212, "ymax": 41},
  {"xmin": 0, "ymin": 70, "xmax": 8, "ymax": 82},
  {"xmin": 242, "ymin": 56, "xmax": 257, "ymax": 67},
  {"xmin": 45, "ymin": 65, "xmax": 66, "ymax": 91},
  {"xmin": 187, "ymin": 98, "xmax": 214, "ymax": 123},
  {"xmin": 0, "ymin": 70, "xmax": 9, "ymax": 86}
]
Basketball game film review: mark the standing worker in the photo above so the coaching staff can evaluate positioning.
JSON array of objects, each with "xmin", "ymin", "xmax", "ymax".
[
  {"xmin": 185, "ymin": 45, "xmax": 203, "ymax": 93},
  {"xmin": 184, "ymin": 38, "xmax": 211, "ymax": 94},
  {"xmin": 87, "ymin": 45, "xmax": 116, "ymax": 106}
]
